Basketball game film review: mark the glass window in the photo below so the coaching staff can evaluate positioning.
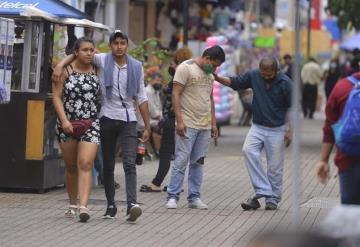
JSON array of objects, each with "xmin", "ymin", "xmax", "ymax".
[
  {"xmin": 11, "ymin": 22, "xmax": 25, "ymax": 91},
  {"xmin": 11, "ymin": 21, "xmax": 43, "ymax": 93}
]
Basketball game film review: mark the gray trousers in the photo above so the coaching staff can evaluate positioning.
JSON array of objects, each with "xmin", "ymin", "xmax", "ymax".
[{"xmin": 100, "ymin": 116, "xmax": 137, "ymax": 208}]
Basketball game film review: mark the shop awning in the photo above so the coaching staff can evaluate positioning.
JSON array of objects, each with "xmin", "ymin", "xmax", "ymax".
[{"xmin": 0, "ymin": 0, "xmax": 91, "ymax": 20}]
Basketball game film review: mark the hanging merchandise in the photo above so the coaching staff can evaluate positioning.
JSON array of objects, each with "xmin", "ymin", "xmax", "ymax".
[{"xmin": 206, "ymin": 35, "xmax": 234, "ymax": 125}]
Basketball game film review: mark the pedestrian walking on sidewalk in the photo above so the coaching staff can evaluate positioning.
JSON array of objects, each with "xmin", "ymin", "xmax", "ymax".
[
  {"xmin": 52, "ymin": 37, "xmax": 100, "ymax": 222},
  {"xmin": 214, "ymin": 56, "xmax": 293, "ymax": 210},
  {"xmin": 316, "ymin": 56, "xmax": 360, "ymax": 205},
  {"xmin": 140, "ymin": 46, "xmax": 192, "ymax": 193},
  {"xmin": 166, "ymin": 45, "xmax": 225, "ymax": 210},
  {"xmin": 301, "ymin": 57, "xmax": 322, "ymax": 119},
  {"xmin": 53, "ymin": 31, "xmax": 151, "ymax": 223}
]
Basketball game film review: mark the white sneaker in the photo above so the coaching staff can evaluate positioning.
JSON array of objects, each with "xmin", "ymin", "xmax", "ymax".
[
  {"xmin": 166, "ymin": 198, "xmax": 177, "ymax": 209},
  {"xmin": 188, "ymin": 198, "xmax": 208, "ymax": 210}
]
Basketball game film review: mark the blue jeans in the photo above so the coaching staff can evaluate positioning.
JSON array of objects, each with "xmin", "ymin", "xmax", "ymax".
[
  {"xmin": 339, "ymin": 164, "xmax": 360, "ymax": 205},
  {"xmin": 242, "ymin": 124, "xmax": 286, "ymax": 204},
  {"xmin": 167, "ymin": 128, "xmax": 211, "ymax": 201}
]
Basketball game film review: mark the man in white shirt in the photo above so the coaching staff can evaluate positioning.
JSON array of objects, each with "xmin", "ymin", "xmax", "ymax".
[
  {"xmin": 301, "ymin": 57, "xmax": 322, "ymax": 119},
  {"xmin": 52, "ymin": 31, "xmax": 150, "ymax": 223}
]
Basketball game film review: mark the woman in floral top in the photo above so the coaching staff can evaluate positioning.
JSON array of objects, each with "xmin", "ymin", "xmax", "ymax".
[{"xmin": 52, "ymin": 37, "xmax": 100, "ymax": 222}]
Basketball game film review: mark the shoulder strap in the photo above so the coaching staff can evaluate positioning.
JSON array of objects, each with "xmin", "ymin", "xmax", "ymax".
[
  {"xmin": 92, "ymin": 64, "xmax": 98, "ymax": 75},
  {"xmin": 347, "ymin": 75, "xmax": 360, "ymax": 85}
]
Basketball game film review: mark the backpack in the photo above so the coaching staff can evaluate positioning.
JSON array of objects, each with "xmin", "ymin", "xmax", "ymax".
[{"xmin": 332, "ymin": 75, "xmax": 360, "ymax": 156}]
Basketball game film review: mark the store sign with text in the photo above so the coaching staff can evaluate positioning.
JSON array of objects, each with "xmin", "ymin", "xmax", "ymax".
[{"xmin": 0, "ymin": 1, "xmax": 39, "ymax": 9}]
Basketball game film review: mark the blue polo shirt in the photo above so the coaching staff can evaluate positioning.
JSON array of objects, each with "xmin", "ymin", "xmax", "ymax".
[{"xmin": 230, "ymin": 69, "xmax": 292, "ymax": 127}]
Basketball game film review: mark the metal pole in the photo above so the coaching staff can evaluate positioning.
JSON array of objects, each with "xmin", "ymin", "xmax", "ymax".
[
  {"xmin": 183, "ymin": 0, "xmax": 189, "ymax": 45},
  {"xmin": 307, "ymin": 0, "xmax": 311, "ymax": 58},
  {"xmin": 291, "ymin": 0, "xmax": 302, "ymax": 227}
]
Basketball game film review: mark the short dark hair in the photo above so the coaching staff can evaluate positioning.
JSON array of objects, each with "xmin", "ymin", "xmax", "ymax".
[
  {"xmin": 283, "ymin": 54, "xmax": 292, "ymax": 60},
  {"xmin": 109, "ymin": 30, "xmax": 128, "ymax": 44},
  {"xmin": 73, "ymin": 37, "xmax": 95, "ymax": 54},
  {"xmin": 202, "ymin": 45, "xmax": 225, "ymax": 63},
  {"xmin": 351, "ymin": 55, "xmax": 360, "ymax": 72}
]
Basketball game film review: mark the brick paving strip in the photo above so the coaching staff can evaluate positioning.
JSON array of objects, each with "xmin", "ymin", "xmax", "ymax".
[{"xmin": 0, "ymin": 119, "xmax": 339, "ymax": 247}]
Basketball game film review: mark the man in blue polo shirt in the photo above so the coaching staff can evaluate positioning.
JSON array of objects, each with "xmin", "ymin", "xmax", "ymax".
[{"xmin": 214, "ymin": 56, "xmax": 292, "ymax": 210}]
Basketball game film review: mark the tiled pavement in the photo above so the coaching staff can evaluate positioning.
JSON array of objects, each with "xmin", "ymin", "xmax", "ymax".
[{"xmin": 0, "ymin": 119, "xmax": 340, "ymax": 247}]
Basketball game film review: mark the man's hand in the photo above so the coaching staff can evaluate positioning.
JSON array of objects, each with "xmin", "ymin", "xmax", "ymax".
[
  {"xmin": 211, "ymin": 125, "xmax": 218, "ymax": 138},
  {"xmin": 176, "ymin": 121, "xmax": 187, "ymax": 137},
  {"xmin": 284, "ymin": 128, "xmax": 292, "ymax": 147},
  {"xmin": 140, "ymin": 128, "xmax": 151, "ymax": 143},
  {"xmin": 315, "ymin": 161, "xmax": 330, "ymax": 184},
  {"xmin": 52, "ymin": 65, "xmax": 64, "ymax": 84},
  {"xmin": 61, "ymin": 120, "xmax": 73, "ymax": 135}
]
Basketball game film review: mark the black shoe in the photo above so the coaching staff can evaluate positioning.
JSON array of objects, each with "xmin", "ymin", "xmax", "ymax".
[
  {"xmin": 103, "ymin": 204, "xmax": 117, "ymax": 219},
  {"xmin": 162, "ymin": 185, "xmax": 184, "ymax": 192},
  {"xmin": 126, "ymin": 203, "xmax": 142, "ymax": 222},
  {"xmin": 265, "ymin": 202, "xmax": 278, "ymax": 210},
  {"xmin": 114, "ymin": 181, "xmax": 120, "ymax": 190},
  {"xmin": 241, "ymin": 197, "xmax": 261, "ymax": 210}
]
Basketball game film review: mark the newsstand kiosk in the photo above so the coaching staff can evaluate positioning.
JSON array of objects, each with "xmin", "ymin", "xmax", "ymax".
[{"xmin": 0, "ymin": 0, "xmax": 109, "ymax": 192}]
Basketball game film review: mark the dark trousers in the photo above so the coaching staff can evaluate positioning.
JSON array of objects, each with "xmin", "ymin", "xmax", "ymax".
[
  {"xmin": 152, "ymin": 118, "xmax": 175, "ymax": 187},
  {"xmin": 100, "ymin": 116, "xmax": 137, "ymax": 208},
  {"xmin": 302, "ymin": 83, "xmax": 318, "ymax": 118},
  {"xmin": 339, "ymin": 164, "xmax": 360, "ymax": 205}
]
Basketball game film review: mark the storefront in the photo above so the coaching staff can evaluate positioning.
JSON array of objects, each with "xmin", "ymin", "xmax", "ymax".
[{"xmin": 0, "ymin": 0, "xmax": 109, "ymax": 192}]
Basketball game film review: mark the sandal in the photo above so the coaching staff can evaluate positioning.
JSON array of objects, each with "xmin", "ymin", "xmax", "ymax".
[
  {"xmin": 65, "ymin": 205, "xmax": 77, "ymax": 218},
  {"xmin": 79, "ymin": 206, "xmax": 90, "ymax": 223},
  {"xmin": 140, "ymin": 184, "xmax": 161, "ymax": 192}
]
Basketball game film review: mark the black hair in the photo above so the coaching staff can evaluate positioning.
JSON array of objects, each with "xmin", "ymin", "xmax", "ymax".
[
  {"xmin": 109, "ymin": 31, "xmax": 128, "ymax": 44},
  {"xmin": 352, "ymin": 48, "xmax": 360, "ymax": 57},
  {"xmin": 202, "ymin": 45, "xmax": 225, "ymax": 63},
  {"xmin": 72, "ymin": 37, "xmax": 95, "ymax": 55},
  {"xmin": 283, "ymin": 54, "xmax": 292, "ymax": 60},
  {"xmin": 351, "ymin": 55, "xmax": 360, "ymax": 72}
]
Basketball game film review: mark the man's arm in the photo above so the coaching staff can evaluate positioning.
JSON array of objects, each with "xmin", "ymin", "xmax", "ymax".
[
  {"xmin": 139, "ymin": 101, "xmax": 151, "ymax": 143},
  {"xmin": 52, "ymin": 54, "xmax": 75, "ymax": 83},
  {"xmin": 315, "ymin": 142, "xmax": 334, "ymax": 184},
  {"xmin": 214, "ymin": 74, "xmax": 231, "ymax": 87},
  {"xmin": 137, "ymin": 68, "xmax": 151, "ymax": 142},
  {"xmin": 172, "ymin": 82, "xmax": 186, "ymax": 137},
  {"xmin": 210, "ymin": 92, "xmax": 218, "ymax": 138},
  {"xmin": 214, "ymin": 71, "xmax": 252, "ymax": 90}
]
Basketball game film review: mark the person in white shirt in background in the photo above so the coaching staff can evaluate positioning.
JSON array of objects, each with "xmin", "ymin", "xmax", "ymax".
[{"xmin": 301, "ymin": 57, "xmax": 322, "ymax": 119}]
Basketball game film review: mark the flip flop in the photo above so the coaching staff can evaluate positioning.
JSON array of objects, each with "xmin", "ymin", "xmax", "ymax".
[{"xmin": 140, "ymin": 185, "xmax": 161, "ymax": 192}]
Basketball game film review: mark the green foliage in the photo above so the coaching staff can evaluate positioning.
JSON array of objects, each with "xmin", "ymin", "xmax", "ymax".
[
  {"xmin": 327, "ymin": 0, "xmax": 360, "ymax": 30},
  {"xmin": 128, "ymin": 38, "xmax": 172, "ymax": 63},
  {"xmin": 128, "ymin": 38, "xmax": 173, "ymax": 84}
]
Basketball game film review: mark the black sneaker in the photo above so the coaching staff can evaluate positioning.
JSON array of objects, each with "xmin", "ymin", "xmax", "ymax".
[
  {"xmin": 265, "ymin": 202, "xmax": 278, "ymax": 210},
  {"xmin": 241, "ymin": 197, "xmax": 261, "ymax": 210},
  {"xmin": 126, "ymin": 203, "xmax": 142, "ymax": 222},
  {"xmin": 114, "ymin": 181, "xmax": 120, "ymax": 190},
  {"xmin": 103, "ymin": 204, "xmax": 117, "ymax": 219}
]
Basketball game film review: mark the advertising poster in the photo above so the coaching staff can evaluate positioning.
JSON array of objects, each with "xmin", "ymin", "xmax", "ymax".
[
  {"xmin": 0, "ymin": 18, "xmax": 7, "ymax": 103},
  {"xmin": 5, "ymin": 19, "xmax": 14, "ymax": 102}
]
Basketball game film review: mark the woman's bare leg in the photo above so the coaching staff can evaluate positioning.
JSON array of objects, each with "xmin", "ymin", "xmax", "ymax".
[
  {"xmin": 60, "ymin": 140, "xmax": 79, "ymax": 205},
  {"xmin": 77, "ymin": 141, "xmax": 98, "ymax": 207}
]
